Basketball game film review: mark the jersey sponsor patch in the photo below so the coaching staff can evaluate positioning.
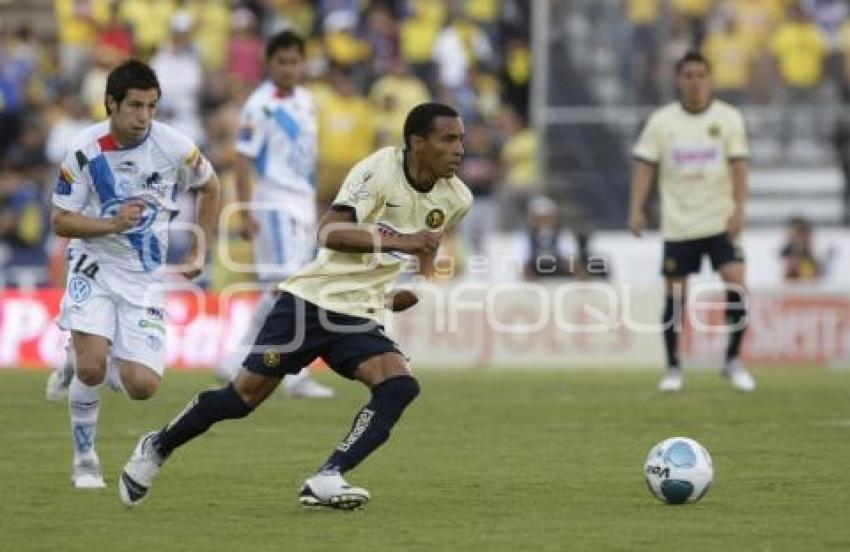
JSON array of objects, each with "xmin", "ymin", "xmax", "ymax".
[
  {"xmin": 68, "ymin": 276, "xmax": 93, "ymax": 303},
  {"xmin": 100, "ymin": 197, "xmax": 160, "ymax": 234}
]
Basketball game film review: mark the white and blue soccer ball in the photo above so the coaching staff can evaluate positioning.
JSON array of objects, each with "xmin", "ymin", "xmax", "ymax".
[{"xmin": 643, "ymin": 437, "xmax": 713, "ymax": 504}]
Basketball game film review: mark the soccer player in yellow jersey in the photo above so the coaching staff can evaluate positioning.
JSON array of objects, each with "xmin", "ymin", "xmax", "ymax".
[
  {"xmin": 119, "ymin": 103, "xmax": 472, "ymax": 509},
  {"xmin": 629, "ymin": 52, "xmax": 756, "ymax": 394}
]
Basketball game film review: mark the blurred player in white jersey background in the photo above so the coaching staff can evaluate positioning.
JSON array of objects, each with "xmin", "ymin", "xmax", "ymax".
[{"xmin": 216, "ymin": 30, "xmax": 333, "ymax": 399}]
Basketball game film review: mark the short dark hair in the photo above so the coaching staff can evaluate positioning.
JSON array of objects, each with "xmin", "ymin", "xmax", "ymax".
[
  {"xmin": 675, "ymin": 51, "xmax": 711, "ymax": 74},
  {"xmin": 403, "ymin": 103, "xmax": 460, "ymax": 148},
  {"xmin": 105, "ymin": 59, "xmax": 160, "ymax": 115},
  {"xmin": 265, "ymin": 30, "xmax": 305, "ymax": 59}
]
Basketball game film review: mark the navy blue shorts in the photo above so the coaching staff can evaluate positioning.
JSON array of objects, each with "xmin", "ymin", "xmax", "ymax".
[
  {"xmin": 243, "ymin": 292, "xmax": 404, "ymax": 380},
  {"xmin": 662, "ymin": 233, "xmax": 744, "ymax": 277}
]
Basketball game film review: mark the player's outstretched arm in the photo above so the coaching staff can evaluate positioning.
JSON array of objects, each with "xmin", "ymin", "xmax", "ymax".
[
  {"xmin": 318, "ymin": 207, "xmax": 441, "ymax": 255},
  {"xmin": 51, "ymin": 202, "xmax": 144, "ymax": 238}
]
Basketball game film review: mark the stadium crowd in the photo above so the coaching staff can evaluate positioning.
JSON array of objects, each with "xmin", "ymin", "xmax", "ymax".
[
  {"xmin": 0, "ymin": 0, "xmax": 533, "ymax": 288},
  {"xmin": 616, "ymin": 0, "xmax": 850, "ymax": 109}
]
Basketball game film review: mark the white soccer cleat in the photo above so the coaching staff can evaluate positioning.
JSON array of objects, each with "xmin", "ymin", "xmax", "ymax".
[
  {"xmin": 119, "ymin": 431, "xmax": 163, "ymax": 507},
  {"xmin": 283, "ymin": 374, "xmax": 335, "ymax": 399},
  {"xmin": 46, "ymin": 359, "xmax": 75, "ymax": 402},
  {"xmin": 298, "ymin": 473, "xmax": 370, "ymax": 510},
  {"xmin": 658, "ymin": 370, "xmax": 683, "ymax": 393},
  {"xmin": 724, "ymin": 359, "xmax": 756, "ymax": 392},
  {"xmin": 72, "ymin": 454, "xmax": 106, "ymax": 489}
]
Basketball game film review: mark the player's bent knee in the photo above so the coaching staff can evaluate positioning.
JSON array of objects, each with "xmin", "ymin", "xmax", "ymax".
[
  {"xmin": 378, "ymin": 375, "xmax": 420, "ymax": 407},
  {"xmin": 75, "ymin": 357, "xmax": 107, "ymax": 386},
  {"xmin": 120, "ymin": 362, "xmax": 161, "ymax": 400},
  {"xmin": 126, "ymin": 378, "xmax": 159, "ymax": 400}
]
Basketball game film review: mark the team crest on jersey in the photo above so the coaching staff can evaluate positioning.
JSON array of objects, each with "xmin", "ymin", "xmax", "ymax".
[
  {"xmin": 425, "ymin": 208, "xmax": 446, "ymax": 229},
  {"xmin": 68, "ymin": 276, "xmax": 92, "ymax": 303},
  {"xmin": 263, "ymin": 351, "xmax": 281, "ymax": 367},
  {"xmin": 708, "ymin": 125, "xmax": 721, "ymax": 138},
  {"xmin": 142, "ymin": 171, "xmax": 168, "ymax": 196}
]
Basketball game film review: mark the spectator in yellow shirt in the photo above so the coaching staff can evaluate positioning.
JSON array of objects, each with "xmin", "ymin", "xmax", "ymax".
[
  {"xmin": 315, "ymin": 66, "xmax": 377, "ymax": 211},
  {"xmin": 119, "ymin": 0, "xmax": 177, "ymax": 60},
  {"xmin": 323, "ymin": 11, "xmax": 371, "ymax": 75},
  {"xmin": 702, "ymin": 15, "xmax": 756, "ymax": 104},
  {"xmin": 769, "ymin": 4, "xmax": 827, "ymax": 147},
  {"xmin": 368, "ymin": 58, "xmax": 430, "ymax": 147},
  {"xmin": 400, "ymin": 0, "xmax": 446, "ymax": 87},
  {"xmin": 54, "ymin": 0, "xmax": 110, "ymax": 79},
  {"xmin": 498, "ymin": 106, "xmax": 537, "ymax": 229}
]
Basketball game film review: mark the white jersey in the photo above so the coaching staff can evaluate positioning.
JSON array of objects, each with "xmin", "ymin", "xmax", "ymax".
[
  {"xmin": 235, "ymin": 81, "xmax": 317, "ymax": 218},
  {"xmin": 52, "ymin": 120, "xmax": 214, "ymax": 274}
]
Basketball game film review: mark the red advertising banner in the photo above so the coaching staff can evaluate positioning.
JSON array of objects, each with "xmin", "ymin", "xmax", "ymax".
[
  {"xmin": 0, "ymin": 289, "xmax": 260, "ymax": 370},
  {"xmin": 685, "ymin": 293, "xmax": 850, "ymax": 367},
  {"xmin": 1, "ymin": 288, "xmax": 848, "ymax": 369}
]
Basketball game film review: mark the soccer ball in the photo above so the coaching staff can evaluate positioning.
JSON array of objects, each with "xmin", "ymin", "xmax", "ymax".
[{"xmin": 643, "ymin": 437, "xmax": 713, "ymax": 504}]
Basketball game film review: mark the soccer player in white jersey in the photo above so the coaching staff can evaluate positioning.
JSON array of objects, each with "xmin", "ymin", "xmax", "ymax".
[
  {"xmin": 629, "ymin": 51, "xmax": 755, "ymax": 393},
  {"xmin": 50, "ymin": 59, "xmax": 220, "ymax": 488},
  {"xmin": 216, "ymin": 30, "xmax": 333, "ymax": 399},
  {"xmin": 119, "ymin": 103, "xmax": 472, "ymax": 509}
]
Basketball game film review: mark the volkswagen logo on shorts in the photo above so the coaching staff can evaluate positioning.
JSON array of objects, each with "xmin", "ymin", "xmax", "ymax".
[
  {"xmin": 100, "ymin": 196, "xmax": 159, "ymax": 234},
  {"xmin": 68, "ymin": 276, "xmax": 92, "ymax": 303}
]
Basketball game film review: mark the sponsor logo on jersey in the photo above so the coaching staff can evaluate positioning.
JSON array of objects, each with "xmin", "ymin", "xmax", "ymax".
[
  {"xmin": 100, "ymin": 196, "xmax": 159, "ymax": 233},
  {"xmin": 146, "ymin": 307, "xmax": 165, "ymax": 320},
  {"xmin": 139, "ymin": 320, "xmax": 166, "ymax": 334}
]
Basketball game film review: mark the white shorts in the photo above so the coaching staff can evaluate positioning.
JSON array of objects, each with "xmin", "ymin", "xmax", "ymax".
[
  {"xmin": 253, "ymin": 206, "xmax": 317, "ymax": 282},
  {"xmin": 57, "ymin": 259, "xmax": 167, "ymax": 376}
]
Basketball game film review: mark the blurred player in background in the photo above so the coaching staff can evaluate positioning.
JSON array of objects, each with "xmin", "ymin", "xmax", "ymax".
[
  {"xmin": 119, "ymin": 103, "xmax": 471, "ymax": 510},
  {"xmin": 48, "ymin": 59, "xmax": 220, "ymax": 488},
  {"xmin": 628, "ymin": 51, "xmax": 755, "ymax": 393},
  {"xmin": 216, "ymin": 30, "xmax": 334, "ymax": 399}
]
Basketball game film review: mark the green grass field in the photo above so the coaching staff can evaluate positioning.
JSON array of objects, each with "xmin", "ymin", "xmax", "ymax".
[{"xmin": 3, "ymin": 367, "xmax": 850, "ymax": 551}]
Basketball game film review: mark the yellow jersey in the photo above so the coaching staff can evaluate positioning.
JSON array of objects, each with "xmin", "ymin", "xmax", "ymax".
[
  {"xmin": 769, "ymin": 22, "xmax": 827, "ymax": 87},
  {"xmin": 633, "ymin": 100, "xmax": 749, "ymax": 241},
  {"xmin": 281, "ymin": 147, "xmax": 472, "ymax": 321}
]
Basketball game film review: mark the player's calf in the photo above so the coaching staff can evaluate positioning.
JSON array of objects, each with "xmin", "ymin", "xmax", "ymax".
[{"xmin": 319, "ymin": 375, "xmax": 420, "ymax": 474}]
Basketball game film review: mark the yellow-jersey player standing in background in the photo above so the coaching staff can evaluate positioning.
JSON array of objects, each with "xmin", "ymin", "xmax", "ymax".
[
  {"xmin": 629, "ymin": 51, "xmax": 756, "ymax": 394},
  {"xmin": 119, "ymin": 103, "xmax": 472, "ymax": 510}
]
